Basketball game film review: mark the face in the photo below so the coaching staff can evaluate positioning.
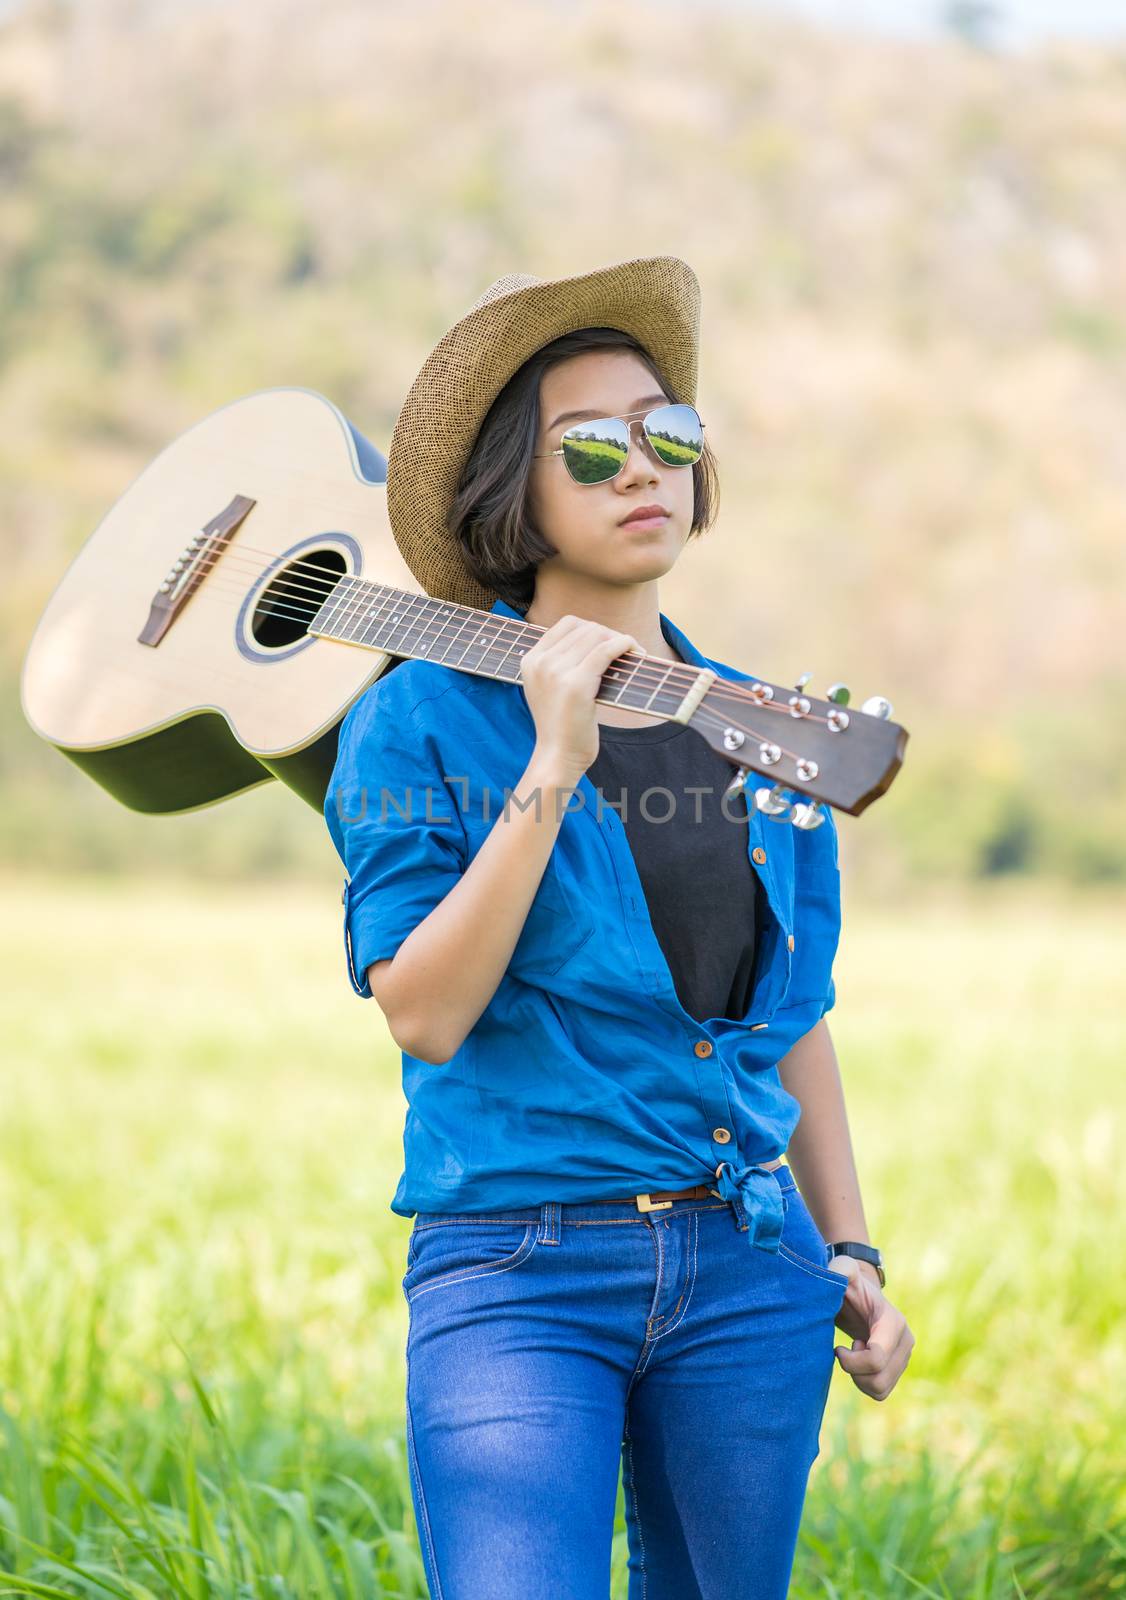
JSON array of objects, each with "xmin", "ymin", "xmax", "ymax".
[{"xmin": 526, "ymin": 348, "xmax": 695, "ymax": 587}]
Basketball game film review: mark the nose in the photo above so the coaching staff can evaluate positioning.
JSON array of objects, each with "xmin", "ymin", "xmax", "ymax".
[{"xmin": 619, "ymin": 418, "xmax": 660, "ymax": 479}]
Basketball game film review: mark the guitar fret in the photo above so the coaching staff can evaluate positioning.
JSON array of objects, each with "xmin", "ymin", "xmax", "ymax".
[
  {"xmin": 364, "ymin": 586, "xmax": 415, "ymax": 651},
  {"xmin": 463, "ymin": 615, "xmax": 516, "ymax": 675},
  {"xmin": 445, "ymin": 610, "xmax": 488, "ymax": 670},
  {"xmin": 335, "ymin": 576, "xmax": 367, "ymax": 640},
  {"xmin": 357, "ymin": 586, "xmax": 396, "ymax": 647},
  {"xmin": 332, "ymin": 576, "xmax": 362, "ymax": 641},
  {"xmin": 613, "ymin": 658, "xmax": 645, "ymax": 706},
  {"xmin": 491, "ymin": 623, "xmax": 528, "ymax": 681},
  {"xmin": 614, "ymin": 658, "xmax": 678, "ymax": 714},
  {"xmin": 424, "ymin": 604, "xmax": 459, "ymax": 664},
  {"xmin": 424, "ymin": 598, "xmax": 460, "ymax": 661},
  {"xmin": 409, "ymin": 595, "xmax": 446, "ymax": 657},
  {"xmin": 422, "ymin": 605, "xmax": 463, "ymax": 664},
  {"xmin": 381, "ymin": 591, "xmax": 430, "ymax": 655},
  {"xmin": 319, "ymin": 574, "xmax": 357, "ymax": 638}
]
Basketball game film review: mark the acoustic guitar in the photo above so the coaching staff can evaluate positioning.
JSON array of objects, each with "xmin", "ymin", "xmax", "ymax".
[{"xmin": 19, "ymin": 387, "xmax": 908, "ymax": 826}]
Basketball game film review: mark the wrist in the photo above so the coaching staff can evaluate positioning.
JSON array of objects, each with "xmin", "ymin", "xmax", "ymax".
[
  {"xmin": 828, "ymin": 1239, "xmax": 886, "ymax": 1288},
  {"xmin": 527, "ymin": 747, "xmax": 586, "ymax": 794}
]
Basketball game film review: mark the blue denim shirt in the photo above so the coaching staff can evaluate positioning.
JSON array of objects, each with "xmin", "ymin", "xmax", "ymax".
[{"xmin": 323, "ymin": 597, "xmax": 842, "ymax": 1254}]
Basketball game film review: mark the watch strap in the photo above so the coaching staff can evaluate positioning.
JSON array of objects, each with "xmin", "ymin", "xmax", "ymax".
[{"xmin": 829, "ymin": 1240, "xmax": 885, "ymax": 1287}]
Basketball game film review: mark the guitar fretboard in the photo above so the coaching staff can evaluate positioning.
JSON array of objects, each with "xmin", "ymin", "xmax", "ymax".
[{"xmin": 307, "ymin": 576, "xmax": 704, "ymax": 720}]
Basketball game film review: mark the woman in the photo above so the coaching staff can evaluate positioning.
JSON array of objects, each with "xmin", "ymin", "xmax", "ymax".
[{"xmin": 325, "ymin": 257, "xmax": 914, "ymax": 1599}]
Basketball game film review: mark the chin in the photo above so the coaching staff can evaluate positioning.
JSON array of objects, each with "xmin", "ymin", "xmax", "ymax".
[{"xmin": 614, "ymin": 555, "xmax": 679, "ymax": 585}]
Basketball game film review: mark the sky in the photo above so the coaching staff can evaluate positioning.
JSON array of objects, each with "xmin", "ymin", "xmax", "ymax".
[
  {"xmin": 763, "ymin": 0, "xmax": 1126, "ymax": 45},
  {"xmin": 1, "ymin": 0, "xmax": 1122, "ymax": 45}
]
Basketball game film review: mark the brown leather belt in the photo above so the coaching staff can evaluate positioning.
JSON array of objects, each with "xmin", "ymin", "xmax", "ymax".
[{"xmin": 588, "ymin": 1156, "xmax": 785, "ymax": 1213}]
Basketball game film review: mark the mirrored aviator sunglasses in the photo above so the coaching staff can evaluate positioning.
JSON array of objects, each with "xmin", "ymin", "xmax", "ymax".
[{"xmin": 537, "ymin": 403, "xmax": 705, "ymax": 486}]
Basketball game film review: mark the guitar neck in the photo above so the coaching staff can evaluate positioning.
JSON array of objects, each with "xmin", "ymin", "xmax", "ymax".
[{"xmin": 307, "ymin": 576, "xmax": 714, "ymax": 724}]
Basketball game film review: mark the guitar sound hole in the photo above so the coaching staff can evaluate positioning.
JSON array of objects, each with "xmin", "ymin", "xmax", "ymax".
[{"xmin": 251, "ymin": 548, "xmax": 348, "ymax": 648}]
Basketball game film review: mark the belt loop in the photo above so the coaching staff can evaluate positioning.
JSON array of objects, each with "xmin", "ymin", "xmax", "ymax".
[{"xmin": 538, "ymin": 1200, "xmax": 561, "ymax": 1246}]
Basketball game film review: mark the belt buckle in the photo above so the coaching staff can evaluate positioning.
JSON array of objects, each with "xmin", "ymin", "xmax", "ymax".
[{"xmin": 635, "ymin": 1192, "xmax": 674, "ymax": 1213}]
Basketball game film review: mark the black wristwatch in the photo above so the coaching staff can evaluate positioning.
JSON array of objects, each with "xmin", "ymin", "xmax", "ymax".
[{"xmin": 829, "ymin": 1241, "xmax": 885, "ymax": 1288}]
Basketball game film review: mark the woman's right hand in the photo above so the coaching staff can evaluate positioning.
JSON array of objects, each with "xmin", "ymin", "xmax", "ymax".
[{"xmin": 519, "ymin": 614, "xmax": 644, "ymax": 785}]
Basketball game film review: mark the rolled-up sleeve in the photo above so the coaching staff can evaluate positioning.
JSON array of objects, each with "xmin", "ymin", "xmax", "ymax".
[
  {"xmin": 815, "ymin": 807, "xmax": 841, "ymax": 1020},
  {"xmin": 323, "ymin": 681, "xmax": 468, "ymax": 998},
  {"xmin": 821, "ymin": 973, "xmax": 837, "ymax": 1020},
  {"xmin": 790, "ymin": 800, "xmax": 842, "ymax": 1022}
]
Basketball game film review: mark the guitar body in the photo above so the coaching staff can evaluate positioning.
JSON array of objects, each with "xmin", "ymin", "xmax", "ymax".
[{"xmin": 20, "ymin": 388, "xmax": 421, "ymax": 814}]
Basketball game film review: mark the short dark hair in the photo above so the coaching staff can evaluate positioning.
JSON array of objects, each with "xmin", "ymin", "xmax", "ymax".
[{"xmin": 449, "ymin": 325, "xmax": 720, "ymax": 613}]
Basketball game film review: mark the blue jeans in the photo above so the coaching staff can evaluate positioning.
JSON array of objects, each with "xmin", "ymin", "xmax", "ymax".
[{"xmin": 401, "ymin": 1163, "xmax": 849, "ymax": 1600}]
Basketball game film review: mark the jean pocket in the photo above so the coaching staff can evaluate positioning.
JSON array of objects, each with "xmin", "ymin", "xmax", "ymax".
[
  {"xmin": 777, "ymin": 1188, "xmax": 850, "ymax": 1289},
  {"xmin": 402, "ymin": 1219, "xmax": 540, "ymax": 1303}
]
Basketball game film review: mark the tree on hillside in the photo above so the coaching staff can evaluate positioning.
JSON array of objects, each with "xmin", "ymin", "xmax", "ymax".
[{"xmin": 941, "ymin": 0, "xmax": 1002, "ymax": 48}]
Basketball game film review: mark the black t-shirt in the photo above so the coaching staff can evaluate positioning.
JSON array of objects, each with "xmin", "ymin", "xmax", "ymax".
[{"xmin": 585, "ymin": 717, "xmax": 761, "ymax": 1024}]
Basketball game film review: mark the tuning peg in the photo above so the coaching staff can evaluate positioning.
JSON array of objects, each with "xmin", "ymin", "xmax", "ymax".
[
  {"xmin": 726, "ymin": 765, "xmax": 750, "ymax": 796},
  {"xmin": 793, "ymin": 669, "xmax": 812, "ymax": 693},
  {"xmin": 826, "ymin": 682, "xmax": 850, "ymax": 705},
  {"xmin": 860, "ymin": 694, "xmax": 894, "ymax": 720},
  {"xmin": 753, "ymin": 784, "xmax": 792, "ymax": 817},
  {"xmin": 790, "ymin": 800, "xmax": 826, "ymax": 830}
]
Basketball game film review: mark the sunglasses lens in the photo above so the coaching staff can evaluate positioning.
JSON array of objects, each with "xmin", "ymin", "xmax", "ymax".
[
  {"xmin": 560, "ymin": 417, "xmax": 631, "ymax": 484},
  {"xmin": 643, "ymin": 404, "xmax": 704, "ymax": 468}
]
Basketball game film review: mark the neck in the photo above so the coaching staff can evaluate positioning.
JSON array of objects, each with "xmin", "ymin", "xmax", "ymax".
[{"xmin": 522, "ymin": 576, "xmax": 674, "ymax": 662}]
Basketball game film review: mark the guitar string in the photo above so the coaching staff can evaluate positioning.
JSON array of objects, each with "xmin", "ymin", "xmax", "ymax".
[
  {"xmin": 213, "ymin": 605, "xmax": 826, "ymax": 784},
  {"xmin": 149, "ymin": 528, "xmax": 825, "ymax": 777},
  {"xmin": 156, "ymin": 542, "xmax": 719, "ymax": 699},
  {"xmin": 153, "ymin": 538, "xmax": 783, "ymax": 703},
  {"xmin": 165, "ymin": 551, "xmax": 825, "ymax": 731},
  {"xmin": 189, "ymin": 567, "xmax": 827, "ymax": 752},
  {"xmin": 198, "ymin": 570, "xmax": 709, "ymax": 693},
  {"xmin": 190, "ymin": 570, "xmax": 710, "ymax": 702},
  {"xmin": 145, "ymin": 541, "xmax": 843, "ymax": 777}
]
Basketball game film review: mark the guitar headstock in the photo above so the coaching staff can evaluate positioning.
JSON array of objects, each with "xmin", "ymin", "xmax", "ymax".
[{"xmin": 690, "ymin": 672, "xmax": 908, "ymax": 824}]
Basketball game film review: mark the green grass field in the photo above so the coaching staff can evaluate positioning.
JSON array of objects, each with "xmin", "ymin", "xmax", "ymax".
[{"xmin": 0, "ymin": 874, "xmax": 1122, "ymax": 1598}]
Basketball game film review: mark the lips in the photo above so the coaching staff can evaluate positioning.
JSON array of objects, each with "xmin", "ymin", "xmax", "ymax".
[{"xmin": 620, "ymin": 504, "xmax": 670, "ymax": 525}]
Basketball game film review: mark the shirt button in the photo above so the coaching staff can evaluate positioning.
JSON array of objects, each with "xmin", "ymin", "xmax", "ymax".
[
  {"xmin": 787, "ymin": 934, "xmax": 795, "ymax": 951},
  {"xmin": 694, "ymin": 1040, "xmax": 713, "ymax": 1058},
  {"xmin": 713, "ymin": 1127, "xmax": 732, "ymax": 1143},
  {"xmin": 752, "ymin": 847, "xmax": 767, "ymax": 864}
]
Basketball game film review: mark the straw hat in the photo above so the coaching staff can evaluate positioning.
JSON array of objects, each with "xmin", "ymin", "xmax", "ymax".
[{"xmin": 384, "ymin": 254, "xmax": 701, "ymax": 611}]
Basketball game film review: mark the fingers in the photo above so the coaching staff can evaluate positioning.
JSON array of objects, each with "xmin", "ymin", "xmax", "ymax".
[
  {"xmin": 556, "ymin": 623, "xmax": 641, "ymax": 671},
  {"xmin": 524, "ymin": 616, "xmax": 642, "ymax": 679},
  {"xmin": 518, "ymin": 614, "xmax": 586, "ymax": 676},
  {"xmin": 533, "ymin": 615, "xmax": 639, "ymax": 652},
  {"xmin": 835, "ymin": 1335, "xmax": 893, "ymax": 1376},
  {"xmin": 835, "ymin": 1306, "xmax": 916, "ymax": 1401},
  {"xmin": 527, "ymin": 613, "xmax": 587, "ymax": 655},
  {"xmin": 575, "ymin": 631, "xmax": 643, "ymax": 675}
]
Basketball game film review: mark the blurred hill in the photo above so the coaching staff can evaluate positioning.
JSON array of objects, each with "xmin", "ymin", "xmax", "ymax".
[{"xmin": 2, "ymin": 0, "xmax": 1123, "ymax": 889}]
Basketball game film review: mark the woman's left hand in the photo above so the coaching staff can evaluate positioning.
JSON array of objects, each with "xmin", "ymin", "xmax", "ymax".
[{"xmin": 827, "ymin": 1255, "xmax": 915, "ymax": 1401}]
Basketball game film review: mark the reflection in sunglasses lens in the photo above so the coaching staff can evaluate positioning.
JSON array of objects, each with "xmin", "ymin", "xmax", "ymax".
[
  {"xmin": 559, "ymin": 405, "xmax": 704, "ymax": 484},
  {"xmin": 560, "ymin": 419, "xmax": 630, "ymax": 484},
  {"xmin": 644, "ymin": 404, "xmax": 704, "ymax": 468}
]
